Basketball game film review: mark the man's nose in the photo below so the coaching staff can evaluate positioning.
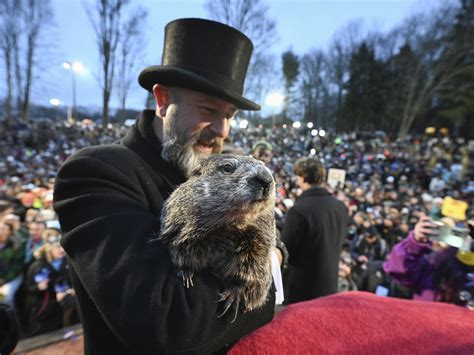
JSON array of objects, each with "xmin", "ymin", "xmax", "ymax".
[{"xmin": 210, "ymin": 117, "xmax": 230, "ymax": 138}]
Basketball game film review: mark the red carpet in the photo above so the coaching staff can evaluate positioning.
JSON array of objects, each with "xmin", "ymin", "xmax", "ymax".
[{"xmin": 230, "ymin": 291, "xmax": 474, "ymax": 354}]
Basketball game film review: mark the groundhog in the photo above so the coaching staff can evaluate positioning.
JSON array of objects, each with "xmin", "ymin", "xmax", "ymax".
[{"xmin": 158, "ymin": 154, "xmax": 276, "ymax": 321}]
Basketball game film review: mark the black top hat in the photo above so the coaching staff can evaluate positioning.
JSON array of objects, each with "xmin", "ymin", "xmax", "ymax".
[{"xmin": 138, "ymin": 18, "xmax": 260, "ymax": 111}]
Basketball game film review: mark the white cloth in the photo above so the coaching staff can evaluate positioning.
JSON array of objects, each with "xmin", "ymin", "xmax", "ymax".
[{"xmin": 271, "ymin": 250, "xmax": 284, "ymax": 305}]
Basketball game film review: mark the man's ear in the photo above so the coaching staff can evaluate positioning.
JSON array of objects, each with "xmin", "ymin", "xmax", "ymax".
[{"xmin": 153, "ymin": 84, "xmax": 170, "ymax": 117}]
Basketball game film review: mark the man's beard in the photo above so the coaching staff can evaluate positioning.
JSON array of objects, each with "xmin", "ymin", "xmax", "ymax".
[{"xmin": 161, "ymin": 108, "xmax": 223, "ymax": 177}]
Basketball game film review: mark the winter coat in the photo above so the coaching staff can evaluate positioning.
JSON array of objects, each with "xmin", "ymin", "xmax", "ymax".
[
  {"xmin": 281, "ymin": 186, "xmax": 348, "ymax": 303},
  {"xmin": 0, "ymin": 239, "xmax": 24, "ymax": 283},
  {"xmin": 383, "ymin": 231, "xmax": 438, "ymax": 301},
  {"xmin": 24, "ymin": 257, "xmax": 64, "ymax": 336},
  {"xmin": 53, "ymin": 110, "xmax": 275, "ymax": 354}
]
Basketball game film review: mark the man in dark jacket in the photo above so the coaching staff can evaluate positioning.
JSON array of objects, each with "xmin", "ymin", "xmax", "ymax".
[
  {"xmin": 53, "ymin": 18, "xmax": 275, "ymax": 354},
  {"xmin": 282, "ymin": 158, "xmax": 348, "ymax": 304}
]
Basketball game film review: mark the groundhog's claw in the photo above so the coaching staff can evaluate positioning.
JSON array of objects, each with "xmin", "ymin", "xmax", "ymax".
[
  {"xmin": 217, "ymin": 288, "xmax": 241, "ymax": 323},
  {"xmin": 178, "ymin": 270, "xmax": 194, "ymax": 288}
]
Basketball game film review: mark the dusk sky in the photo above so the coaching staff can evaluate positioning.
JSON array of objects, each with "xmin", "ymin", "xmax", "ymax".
[{"xmin": 3, "ymin": 0, "xmax": 442, "ymax": 115}]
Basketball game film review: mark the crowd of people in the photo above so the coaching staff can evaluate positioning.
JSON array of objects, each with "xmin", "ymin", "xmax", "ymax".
[{"xmin": 0, "ymin": 117, "xmax": 473, "ymax": 339}]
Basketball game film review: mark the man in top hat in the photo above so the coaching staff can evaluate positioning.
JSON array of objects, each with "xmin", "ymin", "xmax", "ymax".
[{"xmin": 53, "ymin": 18, "xmax": 275, "ymax": 354}]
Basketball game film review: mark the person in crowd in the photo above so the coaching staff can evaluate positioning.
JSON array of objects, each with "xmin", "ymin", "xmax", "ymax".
[
  {"xmin": 251, "ymin": 140, "xmax": 273, "ymax": 166},
  {"xmin": 338, "ymin": 251, "xmax": 358, "ymax": 292},
  {"xmin": 3, "ymin": 213, "xmax": 29, "ymax": 246},
  {"xmin": 0, "ymin": 201, "xmax": 14, "ymax": 219},
  {"xmin": 24, "ymin": 221, "xmax": 46, "ymax": 265},
  {"xmin": 53, "ymin": 18, "xmax": 278, "ymax": 353},
  {"xmin": 351, "ymin": 226, "xmax": 388, "ymax": 264},
  {"xmin": 23, "ymin": 233, "xmax": 77, "ymax": 336},
  {"xmin": 0, "ymin": 221, "xmax": 25, "ymax": 309},
  {"xmin": 281, "ymin": 157, "xmax": 349, "ymax": 303},
  {"xmin": 384, "ymin": 214, "xmax": 474, "ymax": 307},
  {"xmin": 351, "ymin": 225, "xmax": 388, "ymax": 292}
]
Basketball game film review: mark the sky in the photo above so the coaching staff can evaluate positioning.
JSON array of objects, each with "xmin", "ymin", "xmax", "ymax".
[{"xmin": 5, "ymin": 0, "xmax": 434, "ymax": 115}]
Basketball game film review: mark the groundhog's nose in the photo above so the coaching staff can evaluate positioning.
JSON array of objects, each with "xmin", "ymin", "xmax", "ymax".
[{"xmin": 248, "ymin": 171, "xmax": 273, "ymax": 196}]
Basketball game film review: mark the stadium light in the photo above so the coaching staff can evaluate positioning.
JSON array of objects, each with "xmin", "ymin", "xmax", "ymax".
[
  {"xmin": 319, "ymin": 129, "xmax": 326, "ymax": 137},
  {"xmin": 266, "ymin": 92, "xmax": 284, "ymax": 128},
  {"xmin": 292, "ymin": 121, "xmax": 301, "ymax": 129},
  {"xmin": 307, "ymin": 122, "xmax": 314, "ymax": 129},
  {"xmin": 63, "ymin": 61, "xmax": 85, "ymax": 120},
  {"xmin": 239, "ymin": 119, "xmax": 249, "ymax": 129},
  {"xmin": 49, "ymin": 98, "xmax": 61, "ymax": 106},
  {"xmin": 311, "ymin": 129, "xmax": 318, "ymax": 136}
]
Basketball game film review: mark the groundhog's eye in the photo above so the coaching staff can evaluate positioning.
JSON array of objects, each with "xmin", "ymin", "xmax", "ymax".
[{"xmin": 220, "ymin": 163, "xmax": 236, "ymax": 174}]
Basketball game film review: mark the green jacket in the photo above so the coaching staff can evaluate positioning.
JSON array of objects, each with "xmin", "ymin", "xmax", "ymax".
[{"xmin": 0, "ymin": 239, "xmax": 25, "ymax": 283}]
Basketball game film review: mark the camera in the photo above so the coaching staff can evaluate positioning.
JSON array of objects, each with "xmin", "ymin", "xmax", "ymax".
[{"xmin": 428, "ymin": 221, "xmax": 469, "ymax": 248}]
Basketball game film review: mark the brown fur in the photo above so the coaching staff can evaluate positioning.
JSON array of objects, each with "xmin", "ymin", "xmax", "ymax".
[{"xmin": 158, "ymin": 154, "xmax": 276, "ymax": 320}]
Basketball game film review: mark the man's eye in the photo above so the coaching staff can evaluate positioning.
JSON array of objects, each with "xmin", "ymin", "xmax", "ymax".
[{"xmin": 220, "ymin": 163, "xmax": 236, "ymax": 174}]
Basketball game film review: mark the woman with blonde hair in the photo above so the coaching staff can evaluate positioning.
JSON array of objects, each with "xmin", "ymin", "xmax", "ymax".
[{"xmin": 24, "ymin": 233, "xmax": 78, "ymax": 336}]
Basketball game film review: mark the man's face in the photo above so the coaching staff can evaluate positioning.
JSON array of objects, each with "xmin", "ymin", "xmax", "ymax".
[
  {"xmin": 161, "ymin": 88, "xmax": 236, "ymax": 177},
  {"xmin": 252, "ymin": 147, "xmax": 272, "ymax": 165},
  {"xmin": 0, "ymin": 223, "xmax": 10, "ymax": 243},
  {"xmin": 29, "ymin": 223, "xmax": 45, "ymax": 241}
]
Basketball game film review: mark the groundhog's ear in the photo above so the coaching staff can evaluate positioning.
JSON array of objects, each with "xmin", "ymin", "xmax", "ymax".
[{"xmin": 191, "ymin": 166, "xmax": 202, "ymax": 176}]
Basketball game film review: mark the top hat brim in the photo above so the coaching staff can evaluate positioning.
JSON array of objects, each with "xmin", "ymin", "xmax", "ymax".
[{"xmin": 138, "ymin": 66, "xmax": 260, "ymax": 111}]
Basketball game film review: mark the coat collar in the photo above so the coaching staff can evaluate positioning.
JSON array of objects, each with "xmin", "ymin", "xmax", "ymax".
[
  {"xmin": 121, "ymin": 110, "xmax": 187, "ymax": 190},
  {"xmin": 299, "ymin": 186, "xmax": 331, "ymax": 199}
]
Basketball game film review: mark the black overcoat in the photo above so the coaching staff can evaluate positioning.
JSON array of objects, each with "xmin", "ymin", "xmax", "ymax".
[
  {"xmin": 53, "ymin": 110, "xmax": 275, "ymax": 354},
  {"xmin": 281, "ymin": 186, "xmax": 348, "ymax": 303}
]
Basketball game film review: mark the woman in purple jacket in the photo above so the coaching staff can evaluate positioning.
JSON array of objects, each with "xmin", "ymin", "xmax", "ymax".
[{"xmin": 383, "ymin": 214, "xmax": 474, "ymax": 307}]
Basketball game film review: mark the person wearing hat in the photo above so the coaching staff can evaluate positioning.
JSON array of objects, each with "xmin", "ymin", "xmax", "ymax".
[
  {"xmin": 350, "ymin": 225, "xmax": 388, "ymax": 292},
  {"xmin": 281, "ymin": 157, "xmax": 348, "ymax": 304},
  {"xmin": 53, "ymin": 18, "xmax": 275, "ymax": 354},
  {"xmin": 384, "ymin": 214, "xmax": 474, "ymax": 308},
  {"xmin": 251, "ymin": 140, "xmax": 273, "ymax": 166}
]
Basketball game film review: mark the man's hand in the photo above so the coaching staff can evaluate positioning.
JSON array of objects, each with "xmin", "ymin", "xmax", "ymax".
[
  {"xmin": 56, "ymin": 291, "xmax": 66, "ymax": 302},
  {"xmin": 358, "ymin": 255, "xmax": 368, "ymax": 264},
  {"xmin": 57, "ymin": 288, "xmax": 76, "ymax": 303},
  {"xmin": 414, "ymin": 213, "xmax": 438, "ymax": 243}
]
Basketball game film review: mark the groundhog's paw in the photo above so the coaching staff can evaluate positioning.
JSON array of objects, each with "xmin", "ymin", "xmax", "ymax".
[{"xmin": 177, "ymin": 270, "xmax": 194, "ymax": 288}]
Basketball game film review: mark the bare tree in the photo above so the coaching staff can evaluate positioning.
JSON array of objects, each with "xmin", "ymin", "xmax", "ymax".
[
  {"xmin": 0, "ymin": 0, "xmax": 21, "ymax": 127},
  {"xmin": 85, "ymin": 0, "xmax": 128, "ymax": 124},
  {"xmin": 395, "ymin": 3, "xmax": 473, "ymax": 137},
  {"xmin": 1, "ymin": 0, "xmax": 54, "ymax": 124},
  {"xmin": 326, "ymin": 20, "xmax": 365, "ymax": 130},
  {"xmin": 115, "ymin": 6, "xmax": 147, "ymax": 118},
  {"xmin": 206, "ymin": 0, "xmax": 278, "ymax": 113},
  {"xmin": 244, "ymin": 52, "xmax": 278, "ymax": 109},
  {"xmin": 18, "ymin": 0, "xmax": 53, "ymax": 122},
  {"xmin": 299, "ymin": 49, "xmax": 328, "ymax": 125}
]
